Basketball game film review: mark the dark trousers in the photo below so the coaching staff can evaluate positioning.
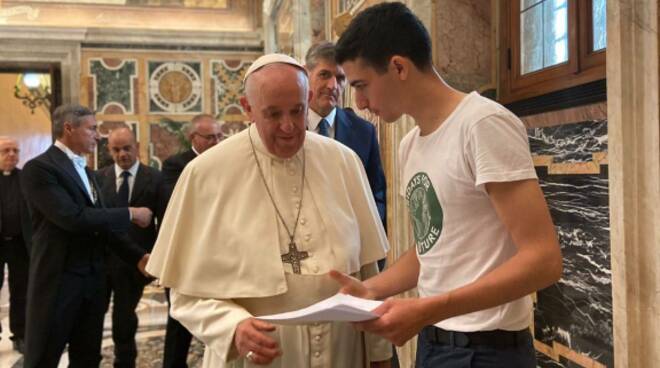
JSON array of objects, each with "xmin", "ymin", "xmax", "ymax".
[
  {"xmin": 163, "ymin": 287, "xmax": 193, "ymax": 368},
  {"xmin": 0, "ymin": 237, "xmax": 29, "ymax": 340},
  {"xmin": 105, "ymin": 255, "xmax": 149, "ymax": 368},
  {"xmin": 34, "ymin": 270, "xmax": 107, "ymax": 368},
  {"xmin": 415, "ymin": 326, "xmax": 537, "ymax": 368}
]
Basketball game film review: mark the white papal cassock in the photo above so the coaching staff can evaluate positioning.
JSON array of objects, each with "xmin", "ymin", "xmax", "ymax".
[{"xmin": 146, "ymin": 124, "xmax": 392, "ymax": 367}]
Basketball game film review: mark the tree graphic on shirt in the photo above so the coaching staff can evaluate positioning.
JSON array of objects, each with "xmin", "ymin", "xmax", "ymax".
[{"xmin": 406, "ymin": 172, "xmax": 443, "ymax": 254}]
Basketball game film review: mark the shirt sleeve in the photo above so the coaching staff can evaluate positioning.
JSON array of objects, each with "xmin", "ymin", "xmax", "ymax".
[
  {"xmin": 170, "ymin": 289, "xmax": 253, "ymax": 362},
  {"xmin": 466, "ymin": 112, "xmax": 538, "ymax": 192}
]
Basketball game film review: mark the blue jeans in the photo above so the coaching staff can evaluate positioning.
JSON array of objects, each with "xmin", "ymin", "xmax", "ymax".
[{"xmin": 415, "ymin": 327, "xmax": 537, "ymax": 368}]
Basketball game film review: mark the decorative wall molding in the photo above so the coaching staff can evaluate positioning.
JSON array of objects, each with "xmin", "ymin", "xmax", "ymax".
[
  {"xmin": 0, "ymin": 36, "xmax": 81, "ymax": 103},
  {"xmin": 0, "ymin": 25, "xmax": 262, "ymax": 50},
  {"xmin": 84, "ymin": 28, "xmax": 262, "ymax": 50}
]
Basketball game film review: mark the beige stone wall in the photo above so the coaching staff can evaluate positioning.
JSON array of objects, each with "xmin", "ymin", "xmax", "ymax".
[{"xmin": 434, "ymin": 0, "xmax": 493, "ymax": 93}]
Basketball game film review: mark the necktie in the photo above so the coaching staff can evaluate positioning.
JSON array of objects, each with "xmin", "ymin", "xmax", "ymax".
[
  {"xmin": 318, "ymin": 118, "xmax": 329, "ymax": 137},
  {"xmin": 117, "ymin": 171, "xmax": 131, "ymax": 207},
  {"xmin": 72, "ymin": 155, "xmax": 87, "ymax": 170}
]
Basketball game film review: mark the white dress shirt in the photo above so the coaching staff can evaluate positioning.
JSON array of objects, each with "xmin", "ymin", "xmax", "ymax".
[
  {"xmin": 54, "ymin": 140, "xmax": 94, "ymax": 202},
  {"xmin": 308, "ymin": 107, "xmax": 337, "ymax": 139}
]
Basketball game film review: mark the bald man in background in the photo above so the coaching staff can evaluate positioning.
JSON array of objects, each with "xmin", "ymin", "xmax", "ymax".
[{"xmin": 97, "ymin": 126, "xmax": 163, "ymax": 368}]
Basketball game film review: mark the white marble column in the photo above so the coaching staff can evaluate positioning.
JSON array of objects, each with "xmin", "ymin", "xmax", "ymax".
[
  {"xmin": 607, "ymin": 1, "xmax": 660, "ymax": 367},
  {"xmin": 292, "ymin": 0, "xmax": 312, "ymax": 61}
]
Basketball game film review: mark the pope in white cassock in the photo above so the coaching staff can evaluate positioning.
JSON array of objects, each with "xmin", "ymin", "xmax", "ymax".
[{"xmin": 146, "ymin": 54, "xmax": 393, "ymax": 367}]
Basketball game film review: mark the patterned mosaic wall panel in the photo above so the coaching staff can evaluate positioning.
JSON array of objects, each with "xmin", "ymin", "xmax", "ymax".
[
  {"xmin": 81, "ymin": 49, "xmax": 258, "ymax": 170},
  {"xmin": 210, "ymin": 59, "xmax": 251, "ymax": 120},
  {"xmin": 148, "ymin": 61, "xmax": 202, "ymax": 114},
  {"xmin": 88, "ymin": 58, "xmax": 138, "ymax": 114},
  {"xmin": 528, "ymin": 120, "xmax": 612, "ymax": 368}
]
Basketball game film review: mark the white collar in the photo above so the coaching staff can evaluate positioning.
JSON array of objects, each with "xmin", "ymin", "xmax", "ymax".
[
  {"xmin": 114, "ymin": 160, "xmax": 139, "ymax": 179},
  {"xmin": 54, "ymin": 140, "xmax": 87, "ymax": 165},
  {"xmin": 308, "ymin": 107, "xmax": 337, "ymax": 131}
]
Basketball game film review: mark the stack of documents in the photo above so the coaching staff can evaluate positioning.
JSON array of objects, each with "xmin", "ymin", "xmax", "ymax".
[{"xmin": 257, "ymin": 293, "xmax": 383, "ymax": 325}]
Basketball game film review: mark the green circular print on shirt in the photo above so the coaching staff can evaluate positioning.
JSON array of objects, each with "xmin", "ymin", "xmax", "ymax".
[{"xmin": 406, "ymin": 172, "xmax": 443, "ymax": 254}]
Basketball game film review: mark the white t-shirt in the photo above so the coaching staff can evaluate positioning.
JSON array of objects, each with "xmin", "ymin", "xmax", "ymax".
[{"xmin": 399, "ymin": 91, "xmax": 538, "ymax": 332}]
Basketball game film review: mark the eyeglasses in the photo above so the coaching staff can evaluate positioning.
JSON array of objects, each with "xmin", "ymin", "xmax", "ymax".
[
  {"xmin": 194, "ymin": 132, "xmax": 223, "ymax": 141},
  {"xmin": 0, "ymin": 148, "xmax": 19, "ymax": 154}
]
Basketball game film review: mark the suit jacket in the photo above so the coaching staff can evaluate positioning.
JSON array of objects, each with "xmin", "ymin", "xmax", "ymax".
[
  {"xmin": 96, "ymin": 163, "xmax": 163, "ymax": 253},
  {"xmin": 0, "ymin": 168, "xmax": 33, "ymax": 251},
  {"xmin": 161, "ymin": 149, "xmax": 197, "ymax": 205},
  {"xmin": 20, "ymin": 145, "xmax": 145, "ymax": 364},
  {"xmin": 334, "ymin": 108, "xmax": 387, "ymax": 228}
]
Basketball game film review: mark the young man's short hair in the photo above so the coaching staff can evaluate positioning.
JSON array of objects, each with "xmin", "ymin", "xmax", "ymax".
[{"xmin": 336, "ymin": 2, "xmax": 433, "ymax": 73}]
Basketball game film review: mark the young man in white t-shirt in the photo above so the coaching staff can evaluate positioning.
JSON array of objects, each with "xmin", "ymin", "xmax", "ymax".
[{"xmin": 330, "ymin": 2, "xmax": 563, "ymax": 367}]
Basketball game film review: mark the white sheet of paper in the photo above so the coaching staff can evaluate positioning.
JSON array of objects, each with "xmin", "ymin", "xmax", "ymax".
[{"xmin": 256, "ymin": 293, "xmax": 383, "ymax": 325}]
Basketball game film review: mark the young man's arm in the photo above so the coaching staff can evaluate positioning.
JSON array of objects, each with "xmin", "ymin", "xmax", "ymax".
[
  {"xmin": 334, "ymin": 178, "xmax": 562, "ymax": 346},
  {"xmin": 331, "ymin": 244, "xmax": 420, "ymax": 301}
]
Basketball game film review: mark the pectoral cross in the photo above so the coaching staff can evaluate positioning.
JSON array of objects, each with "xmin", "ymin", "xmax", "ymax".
[{"xmin": 281, "ymin": 241, "xmax": 309, "ymax": 274}]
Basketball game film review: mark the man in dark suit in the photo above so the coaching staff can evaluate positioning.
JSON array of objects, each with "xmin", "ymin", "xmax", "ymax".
[
  {"xmin": 20, "ymin": 104, "xmax": 154, "ymax": 368},
  {"xmin": 97, "ymin": 126, "xmax": 163, "ymax": 368},
  {"xmin": 0, "ymin": 136, "xmax": 31, "ymax": 354},
  {"xmin": 160, "ymin": 113, "xmax": 221, "ymax": 368},
  {"xmin": 305, "ymin": 42, "xmax": 387, "ymax": 230},
  {"xmin": 161, "ymin": 114, "xmax": 222, "ymax": 199}
]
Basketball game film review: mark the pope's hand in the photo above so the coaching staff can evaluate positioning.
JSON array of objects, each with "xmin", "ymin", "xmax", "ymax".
[
  {"xmin": 355, "ymin": 298, "xmax": 429, "ymax": 346},
  {"xmin": 234, "ymin": 318, "xmax": 281, "ymax": 365},
  {"xmin": 329, "ymin": 270, "xmax": 377, "ymax": 300},
  {"xmin": 129, "ymin": 207, "xmax": 153, "ymax": 228}
]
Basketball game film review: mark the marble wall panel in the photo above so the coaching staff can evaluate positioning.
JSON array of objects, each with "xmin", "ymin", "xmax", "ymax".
[
  {"xmin": 210, "ymin": 59, "xmax": 251, "ymax": 119},
  {"xmin": 88, "ymin": 58, "xmax": 138, "ymax": 114},
  {"xmin": 80, "ymin": 49, "xmax": 259, "ymax": 169},
  {"xmin": 148, "ymin": 61, "xmax": 203, "ymax": 114},
  {"xmin": 529, "ymin": 120, "xmax": 612, "ymax": 368}
]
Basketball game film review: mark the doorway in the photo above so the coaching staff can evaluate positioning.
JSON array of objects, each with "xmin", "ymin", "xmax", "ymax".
[{"xmin": 0, "ymin": 62, "xmax": 61, "ymax": 167}]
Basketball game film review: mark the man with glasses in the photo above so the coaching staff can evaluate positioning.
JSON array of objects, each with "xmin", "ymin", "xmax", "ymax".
[
  {"xmin": 161, "ymin": 114, "xmax": 222, "ymax": 200},
  {"xmin": 160, "ymin": 113, "xmax": 222, "ymax": 368},
  {"xmin": 97, "ymin": 126, "xmax": 163, "ymax": 368}
]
